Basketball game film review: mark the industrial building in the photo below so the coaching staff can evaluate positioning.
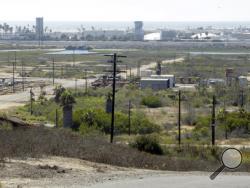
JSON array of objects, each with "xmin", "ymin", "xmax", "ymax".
[
  {"xmin": 141, "ymin": 78, "xmax": 170, "ymax": 90},
  {"xmin": 36, "ymin": 17, "xmax": 44, "ymax": 40},
  {"xmin": 140, "ymin": 75, "xmax": 175, "ymax": 90},
  {"xmin": 144, "ymin": 31, "xmax": 177, "ymax": 41},
  {"xmin": 207, "ymin": 78, "xmax": 226, "ymax": 86},
  {"xmin": 134, "ymin": 21, "xmax": 144, "ymax": 41},
  {"xmin": 150, "ymin": 75, "xmax": 175, "ymax": 88},
  {"xmin": 144, "ymin": 32, "xmax": 161, "ymax": 41},
  {"xmin": 238, "ymin": 76, "xmax": 248, "ymax": 88}
]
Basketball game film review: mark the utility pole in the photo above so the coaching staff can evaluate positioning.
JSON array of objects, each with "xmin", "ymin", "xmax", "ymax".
[
  {"xmin": 7, "ymin": 52, "xmax": 10, "ymax": 64},
  {"xmin": 14, "ymin": 51, "xmax": 17, "ymax": 70},
  {"xmin": 12, "ymin": 55, "xmax": 15, "ymax": 93},
  {"xmin": 211, "ymin": 95, "xmax": 216, "ymax": 146},
  {"xmin": 125, "ymin": 64, "xmax": 128, "ymax": 80},
  {"xmin": 178, "ymin": 90, "xmax": 181, "ymax": 146},
  {"xmin": 85, "ymin": 69, "xmax": 88, "ymax": 94},
  {"xmin": 30, "ymin": 87, "xmax": 34, "ymax": 115},
  {"xmin": 75, "ymin": 78, "xmax": 78, "ymax": 94},
  {"xmin": 137, "ymin": 62, "xmax": 141, "ymax": 78},
  {"xmin": 105, "ymin": 53, "xmax": 126, "ymax": 143},
  {"xmin": 128, "ymin": 100, "xmax": 131, "ymax": 136},
  {"xmin": 111, "ymin": 53, "xmax": 117, "ymax": 144},
  {"xmin": 223, "ymin": 90, "xmax": 228, "ymax": 140},
  {"xmin": 52, "ymin": 58, "xmax": 55, "ymax": 86},
  {"xmin": 73, "ymin": 50, "xmax": 75, "ymax": 67},
  {"xmin": 21, "ymin": 59, "xmax": 25, "ymax": 91},
  {"xmin": 129, "ymin": 67, "xmax": 132, "ymax": 82},
  {"xmin": 55, "ymin": 109, "xmax": 58, "ymax": 128},
  {"xmin": 61, "ymin": 66, "xmax": 64, "ymax": 78},
  {"xmin": 240, "ymin": 89, "xmax": 244, "ymax": 108}
]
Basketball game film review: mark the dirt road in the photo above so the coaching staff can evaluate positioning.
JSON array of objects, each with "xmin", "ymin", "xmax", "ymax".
[
  {"xmin": 0, "ymin": 157, "xmax": 164, "ymax": 188},
  {"xmin": 119, "ymin": 57, "xmax": 184, "ymax": 79},
  {"xmin": 129, "ymin": 57, "xmax": 184, "ymax": 76},
  {"xmin": 88, "ymin": 173, "xmax": 250, "ymax": 188},
  {"xmin": 0, "ymin": 57, "xmax": 183, "ymax": 110},
  {"xmin": 0, "ymin": 157, "xmax": 249, "ymax": 188},
  {"xmin": 0, "ymin": 77, "xmax": 96, "ymax": 110}
]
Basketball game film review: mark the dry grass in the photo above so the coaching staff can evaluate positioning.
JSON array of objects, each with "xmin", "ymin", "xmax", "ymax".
[
  {"xmin": 0, "ymin": 127, "xmax": 249, "ymax": 172},
  {"xmin": 141, "ymin": 107, "xmax": 178, "ymax": 125}
]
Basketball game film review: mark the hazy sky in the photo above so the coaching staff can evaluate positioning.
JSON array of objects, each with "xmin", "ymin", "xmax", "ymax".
[{"xmin": 1, "ymin": 0, "xmax": 250, "ymax": 21}]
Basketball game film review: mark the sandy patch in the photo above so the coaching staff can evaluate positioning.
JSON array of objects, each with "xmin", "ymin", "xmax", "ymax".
[{"xmin": 0, "ymin": 156, "xmax": 163, "ymax": 188}]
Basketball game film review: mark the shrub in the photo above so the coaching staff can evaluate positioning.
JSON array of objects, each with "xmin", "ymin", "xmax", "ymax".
[
  {"xmin": 131, "ymin": 112, "xmax": 161, "ymax": 134},
  {"xmin": 141, "ymin": 95, "xmax": 162, "ymax": 108},
  {"xmin": 79, "ymin": 123, "xmax": 102, "ymax": 135},
  {"xmin": 74, "ymin": 109, "xmax": 161, "ymax": 135},
  {"xmin": 0, "ymin": 122, "xmax": 13, "ymax": 130},
  {"xmin": 131, "ymin": 135, "xmax": 163, "ymax": 155},
  {"xmin": 0, "ymin": 127, "xmax": 221, "ymax": 171},
  {"xmin": 74, "ymin": 109, "xmax": 110, "ymax": 133}
]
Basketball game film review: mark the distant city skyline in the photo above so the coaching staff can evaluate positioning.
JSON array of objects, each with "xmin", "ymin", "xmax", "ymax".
[{"xmin": 1, "ymin": 0, "xmax": 250, "ymax": 22}]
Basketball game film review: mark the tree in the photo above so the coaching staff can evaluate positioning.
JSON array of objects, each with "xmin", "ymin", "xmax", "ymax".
[
  {"xmin": 54, "ymin": 85, "xmax": 65, "ymax": 103},
  {"xmin": 60, "ymin": 90, "xmax": 76, "ymax": 128},
  {"xmin": 38, "ymin": 84, "xmax": 47, "ymax": 105},
  {"xmin": 54, "ymin": 86, "xmax": 75, "ymax": 128}
]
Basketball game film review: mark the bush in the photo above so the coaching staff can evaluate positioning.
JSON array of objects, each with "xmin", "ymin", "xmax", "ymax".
[
  {"xmin": 74, "ymin": 109, "xmax": 111, "ymax": 133},
  {"xmin": 141, "ymin": 95, "xmax": 162, "ymax": 108},
  {"xmin": 79, "ymin": 123, "xmax": 102, "ymax": 135},
  {"xmin": 0, "ymin": 122, "xmax": 12, "ymax": 130},
  {"xmin": 74, "ymin": 109, "xmax": 161, "ymax": 135},
  {"xmin": 131, "ymin": 135, "xmax": 163, "ymax": 155},
  {"xmin": 131, "ymin": 112, "xmax": 161, "ymax": 134}
]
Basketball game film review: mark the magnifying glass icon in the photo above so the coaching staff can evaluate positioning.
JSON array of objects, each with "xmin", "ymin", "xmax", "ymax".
[{"xmin": 210, "ymin": 148, "xmax": 242, "ymax": 180}]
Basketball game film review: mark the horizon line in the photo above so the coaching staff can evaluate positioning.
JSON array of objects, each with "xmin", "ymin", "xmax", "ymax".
[{"xmin": 1, "ymin": 20, "xmax": 250, "ymax": 23}]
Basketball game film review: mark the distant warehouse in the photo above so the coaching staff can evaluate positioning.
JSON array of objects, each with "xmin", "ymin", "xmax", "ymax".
[
  {"xmin": 150, "ymin": 75, "xmax": 175, "ymax": 87},
  {"xmin": 140, "ymin": 75, "xmax": 175, "ymax": 90}
]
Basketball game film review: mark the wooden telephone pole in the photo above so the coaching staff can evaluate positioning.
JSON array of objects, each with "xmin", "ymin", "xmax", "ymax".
[
  {"xmin": 105, "ymin": 53, "xmax": 126, "ymax": 143},
  {"xmin": 55, "ymin": 109, "xmax": 58, "ymax": 128},
  {"xmin": 128, "ymin": 100, "xmax": 131, "ymax": 136},
  {"xmin": 84, "ymin": 69, "xmax": 88, "ymax": 94},
  {"xmin": 211, "ymin": 95, "xmax": 216, "ymax": 146},
  {"xmin": 240, "ymin": 89, "xmax": 244, "ymax": 108},
  {"xmin": 12, "ymin": 51, "xmax": 16, "ymax": 93},
  {"xmin": 75, "ymin": 78, "xmax": 78, "ymax": 94},
  {"xmin": 21, "ymin": 59, "xmax": 25, "ymax": 91},
  {"xmin": 52, "ymin": 58, "xmax": 55, "ymax": 86},
  {"xmin": 178, "ymin": 90, "xmax": 181, "ymax": 146},
  {"xmin": 30, "ymin": 87, "xmax": 34, "ymax": 115}
]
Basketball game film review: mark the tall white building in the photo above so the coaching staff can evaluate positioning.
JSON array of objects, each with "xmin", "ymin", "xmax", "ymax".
[
  {"xmin": 36, "ymin": 17, "xmax": 44, "ymax": 41},
  {"xmin": 134, "ymin": 21, "xmax": 144, "ymax": 41}
]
